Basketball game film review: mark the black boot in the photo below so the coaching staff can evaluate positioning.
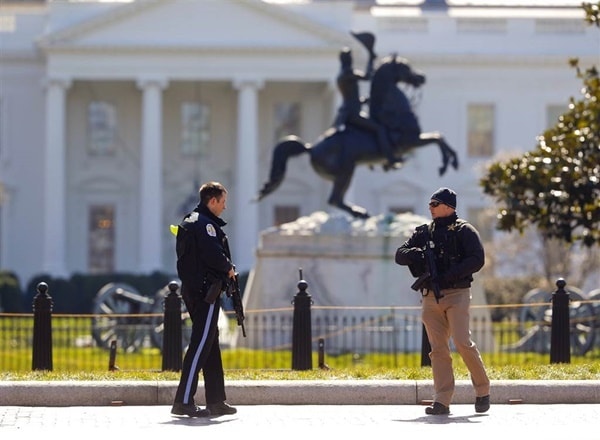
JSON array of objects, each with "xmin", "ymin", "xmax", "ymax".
[
  {"xmin": 206, "ymin": 402, "xmax": 237, "ymax": 416},
  {"xmin": 425, "ymin": 402, "xmax": 450, "ymax": 415},
  {"xmin": 475, "ymin": 395, "xmax": 490, "ymax": 413},
  {"xmin": 171, "ymin": 403, "xmax": 210, "ymax": 417}
]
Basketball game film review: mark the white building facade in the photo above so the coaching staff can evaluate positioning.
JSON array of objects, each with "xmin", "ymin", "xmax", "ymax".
[{"xmin": 0, "ymin": 0, "xmax": 597, "ymax": 288}]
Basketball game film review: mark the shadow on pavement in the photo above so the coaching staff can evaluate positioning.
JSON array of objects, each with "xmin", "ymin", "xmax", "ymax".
[
  {"xmin": 161, "ymin": 415, "xmax": 238, "ymax": 426},
  {"xmin": 395, "ymin": 413, "xmax": 489, "ymax": 424}
]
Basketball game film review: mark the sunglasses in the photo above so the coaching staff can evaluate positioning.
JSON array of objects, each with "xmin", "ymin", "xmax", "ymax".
[{"xmin": 429, "ymin": 201, "xmax": 442, "ymax": 208}]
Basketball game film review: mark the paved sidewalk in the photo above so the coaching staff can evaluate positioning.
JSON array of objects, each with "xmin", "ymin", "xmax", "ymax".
[
  {"xmin": 1, "ymin": 404, "xmax": 599, "ymax": 439},
  {"xmin": 2, "ymin": 380, "xmax": 599, "ymax": 439}
]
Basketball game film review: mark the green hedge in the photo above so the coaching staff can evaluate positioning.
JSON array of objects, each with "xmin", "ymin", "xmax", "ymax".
[
  {"xmin": 24, "ymin": 272, "xmax": 174, "ymax": 314},
  {"xmin": 20, "ymin": 271, "xmax": 249, "ymax": 314},
  {"xmin": 0, "ymin": 271, "xmax": 24, "ymax": 313}
]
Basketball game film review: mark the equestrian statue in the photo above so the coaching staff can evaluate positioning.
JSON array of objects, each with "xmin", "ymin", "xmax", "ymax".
[{"xmin": 256, "ymin": 32, "xmax": 459, "ymax": 219}]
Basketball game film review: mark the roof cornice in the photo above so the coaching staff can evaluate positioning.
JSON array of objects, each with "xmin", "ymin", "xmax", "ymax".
[
  {"xmin": 37, "ymin": 0, "xmax": 350, "ymax": 51},
  {"xmin": 38, "ymin": 0, "xmax": 163, "ymax": 47},
  {"xmin": 40, "ymin": 44, "xmax": 338, "ymax": 56}
]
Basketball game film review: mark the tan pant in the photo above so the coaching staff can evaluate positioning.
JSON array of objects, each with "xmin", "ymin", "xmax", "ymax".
[{"xmin": 422, "ymin": 287, "xmax": 490, "ymax": 407}]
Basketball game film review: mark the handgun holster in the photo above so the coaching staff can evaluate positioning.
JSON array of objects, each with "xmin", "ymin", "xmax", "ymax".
[{"xmin": 204, "ymin": 279, "xmax": 224, "ymax": 304}]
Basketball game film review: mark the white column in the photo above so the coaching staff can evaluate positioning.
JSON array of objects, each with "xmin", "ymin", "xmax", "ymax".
[
  {"xmin": 137, "ymin": 77, "xmax": 168, "ymax": 273},
  {"xmin": 233, "ymin": 78, "xmax": 263, "ymax": 273},
  {"xmin": 42, "ymin": 77, "xmax": 71, "ymax": 277}
]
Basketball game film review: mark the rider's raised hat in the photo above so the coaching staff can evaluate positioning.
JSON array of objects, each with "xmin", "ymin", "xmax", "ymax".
[{"xmin": 430, "ymin": 187, "xmax": 457, "ymax": 209}]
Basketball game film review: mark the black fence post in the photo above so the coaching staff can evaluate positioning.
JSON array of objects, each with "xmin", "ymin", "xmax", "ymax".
[
  {"xmin": 550, "ymin": 278, "xmax": 571, "ymax": 364},
  {"xmin": 318, "ymin": 338, "xmax": 330, "ymax": 370},
  {"xmin": 162, "ymin": 281, "xmax": 183, "ymax": 372},
  {"xmin": 420, "ymin": 325, "xmax": 432, "ymax": 367},
  {"xmin": 32, "ymin": 282, "xmax": 53, "ymax": 371},
  {"xmin": 108, "ymin": 340, "xmax": 119, "ymax": 371},
  {"xmin": 292, "ymin": 269, "xmax": 312, "ymax": 370}
]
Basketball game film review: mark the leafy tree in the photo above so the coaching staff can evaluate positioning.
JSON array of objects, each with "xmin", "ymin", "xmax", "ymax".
[
  {"xmin": 583, "ymin": 1, "xmax": 600, "ymax": 27},
  {"xmin": 480, "ymin": 2, "xmax": 599, "ymax": 247},
  {"xmin": 0, "ymin": 271, "xmax": 24, "ymax": 313}
]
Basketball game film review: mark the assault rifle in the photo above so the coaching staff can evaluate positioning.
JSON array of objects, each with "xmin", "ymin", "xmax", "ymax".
[
  {"xmin": 422, "ymin": 238, "xmax": 443, "ymax": 303},
  {"xmin": 410, "ymin": 226, "xmax": 443, "ymax": 303},
  {"xmin": 226, "ymin": 270, "xmax": 246, "ymax": 337}
]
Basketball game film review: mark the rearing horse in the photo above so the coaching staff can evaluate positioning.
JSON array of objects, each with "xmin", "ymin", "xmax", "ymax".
[{"xmin": 257, "ymin": 55, "xmax": 459, "ymax": 218}]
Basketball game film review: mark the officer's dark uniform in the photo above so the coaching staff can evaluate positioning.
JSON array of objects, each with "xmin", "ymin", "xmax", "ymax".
[{"xmin": 173, "ymin": 203, "xmax": 233, "ymax": 408}]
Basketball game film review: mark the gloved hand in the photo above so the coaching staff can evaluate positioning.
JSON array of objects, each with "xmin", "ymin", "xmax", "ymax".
[{"xmin": 409, "ymin": 248, "xmax": 425, "ymax": 264}]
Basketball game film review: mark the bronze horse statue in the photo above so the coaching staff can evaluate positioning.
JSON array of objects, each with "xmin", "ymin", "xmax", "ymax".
[{"xmin": 257, "ymin": 54, "xmax": 459, "ymax": 218}]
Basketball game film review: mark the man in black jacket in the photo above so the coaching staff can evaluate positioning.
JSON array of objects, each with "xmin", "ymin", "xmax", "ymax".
[
  {"xmin": 395, "ymin": 187, "xmax": 490, "ymax": 415},
  {"xmin": 171, "ymin": 181, "xmax": 237, "ymax": 418}
]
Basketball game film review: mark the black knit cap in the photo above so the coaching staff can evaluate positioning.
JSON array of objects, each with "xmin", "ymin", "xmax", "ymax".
[{"xmin": 430, "ymin": 187, "xmax": 457, "ymax": 209}]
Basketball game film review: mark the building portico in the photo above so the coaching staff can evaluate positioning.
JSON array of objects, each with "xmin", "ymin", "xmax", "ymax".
[{"xmin": 32, "ymin": 0, "xmax": 346, "ymax": 278}]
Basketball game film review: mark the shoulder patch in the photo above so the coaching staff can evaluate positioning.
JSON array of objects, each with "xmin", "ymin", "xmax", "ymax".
[
  {"xmin": 206, "ymin": 224, "xmax": 217, "ymax": 237},
  {"xmin": 183, "ymin": 212, "xmax": 199, "ymax": 225}
]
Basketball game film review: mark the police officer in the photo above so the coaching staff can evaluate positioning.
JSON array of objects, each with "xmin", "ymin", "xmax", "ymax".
[
  {"xmin": 171, "ymin": 181, "xmax": 237, "ymax": 417},
  {"xmin": 395, "ymin": 187, "xmax": 490, "ymax": 415}
]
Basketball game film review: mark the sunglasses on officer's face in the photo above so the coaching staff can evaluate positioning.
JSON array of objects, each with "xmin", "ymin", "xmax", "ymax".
[{"xmin": 429, "ymin": 201, "xmax": 442, "ymax": 208}]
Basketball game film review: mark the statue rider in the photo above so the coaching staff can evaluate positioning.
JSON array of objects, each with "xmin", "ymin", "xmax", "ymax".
[{"xmin": 333, "ymin": 44, "xmax": 402, "ymax": 170}]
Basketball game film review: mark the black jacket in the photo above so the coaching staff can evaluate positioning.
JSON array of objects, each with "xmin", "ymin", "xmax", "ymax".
[
  {"xmin": 395, "ymin": 213, "xmax": 484, "ymax": 290},
  {"xmin": 177, "ymin": 203, "xmax": 233, "ymax": 300}
]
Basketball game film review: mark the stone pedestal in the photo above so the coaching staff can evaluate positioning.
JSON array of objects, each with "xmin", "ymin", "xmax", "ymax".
[
  {"xmin": 240, "ymin": 212, "xmax": 426, "ymax": 351},
  {"xmin": 247, "ymin": 212, "xmax": 426, "ymax": 309}
]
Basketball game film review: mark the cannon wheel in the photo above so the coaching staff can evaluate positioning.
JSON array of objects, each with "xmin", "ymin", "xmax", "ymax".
[
  {"xmin": 149, "ymin": 284, "xmax": 193, "ymax": 351},
  {"xmin": 588, "ymin": 288, "xmax": 600, "ymax": 351},
  {"xmin": 91, "ymin": 282, "xmax": 155, "ymax": 352},
  {"xmin": 569, "ymin": 292, "xmax": 596, "ymax": 355},
  {"xmin": 518, "ymin": 286, "xmax": 595, "ymax": 355},
  {"xmin": 518, "ymin": 288, "xmax": 552, "ymax": 337}
]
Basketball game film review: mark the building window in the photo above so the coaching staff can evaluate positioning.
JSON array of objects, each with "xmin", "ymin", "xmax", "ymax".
[
  {"xmin": 88, "ymin": 205, "xmax": 115, "ymax": 274},
  {"xmin": 546, "ymin": 105, "xmax": 566, "ymax": 129},
  {"xmin": 274, "ymin": 205, "xmax": 300, "ymax": 226},
  {"xmin": 274, "ymin": 102, "xmax": 300, "ymax": 143},
  {"xmin": 87, "ymin": 101, "xmax": 117, "ymax": 156},
  {"xmin": 181, "ymin": 102, "xmax": 210, "ymax": 156},
  {"xmin": 535, "ymin": 19, "xmax": 584, "ymax": 34},
  {"xmin": 0, "ymin": 15, "xmax": 16, "ymax": 33},
  {"xmin": 378, "ymin": 17, "xmax": 428, "ymax": 33},
  {"xmin": 457, "ymin": 18, "xmax": 506, "ymax": 34},
  {"xmin": 467, "ymin": 104, "xmax": 494, "ymax": 158}
]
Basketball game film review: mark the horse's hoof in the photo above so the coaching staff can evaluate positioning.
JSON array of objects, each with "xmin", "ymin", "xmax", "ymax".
[{"xmin": 352, "ymin": 209, "xmax": 370, "ymax": 219}]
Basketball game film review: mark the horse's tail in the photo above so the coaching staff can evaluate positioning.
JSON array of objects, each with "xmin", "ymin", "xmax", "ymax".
[{"xmin": 257, "ymin": 136, "xmax": 308, "ymax": 200}]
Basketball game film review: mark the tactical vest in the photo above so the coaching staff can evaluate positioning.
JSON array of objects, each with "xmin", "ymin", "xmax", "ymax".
[
  {"xmin": 408, "ymin": 218, "xmax": 468, "ymax": 279},
  {"xmin": 430, "ymin": 218, "xmax": 468, "ymax": 276}
]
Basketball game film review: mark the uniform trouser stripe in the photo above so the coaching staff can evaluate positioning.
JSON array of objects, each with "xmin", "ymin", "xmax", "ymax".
[{"xmin": 183, "ymin": 303, "xmax": 215, "ymax": 403}]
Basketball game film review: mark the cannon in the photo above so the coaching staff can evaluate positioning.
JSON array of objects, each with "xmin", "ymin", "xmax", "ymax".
[
  {"xmin": 91, "ymin": 282, "xmax": 192, "ymax": 353},
  {"xmin": 506, "ymin": 286, "xmax": 597, "ymax": 355}
]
